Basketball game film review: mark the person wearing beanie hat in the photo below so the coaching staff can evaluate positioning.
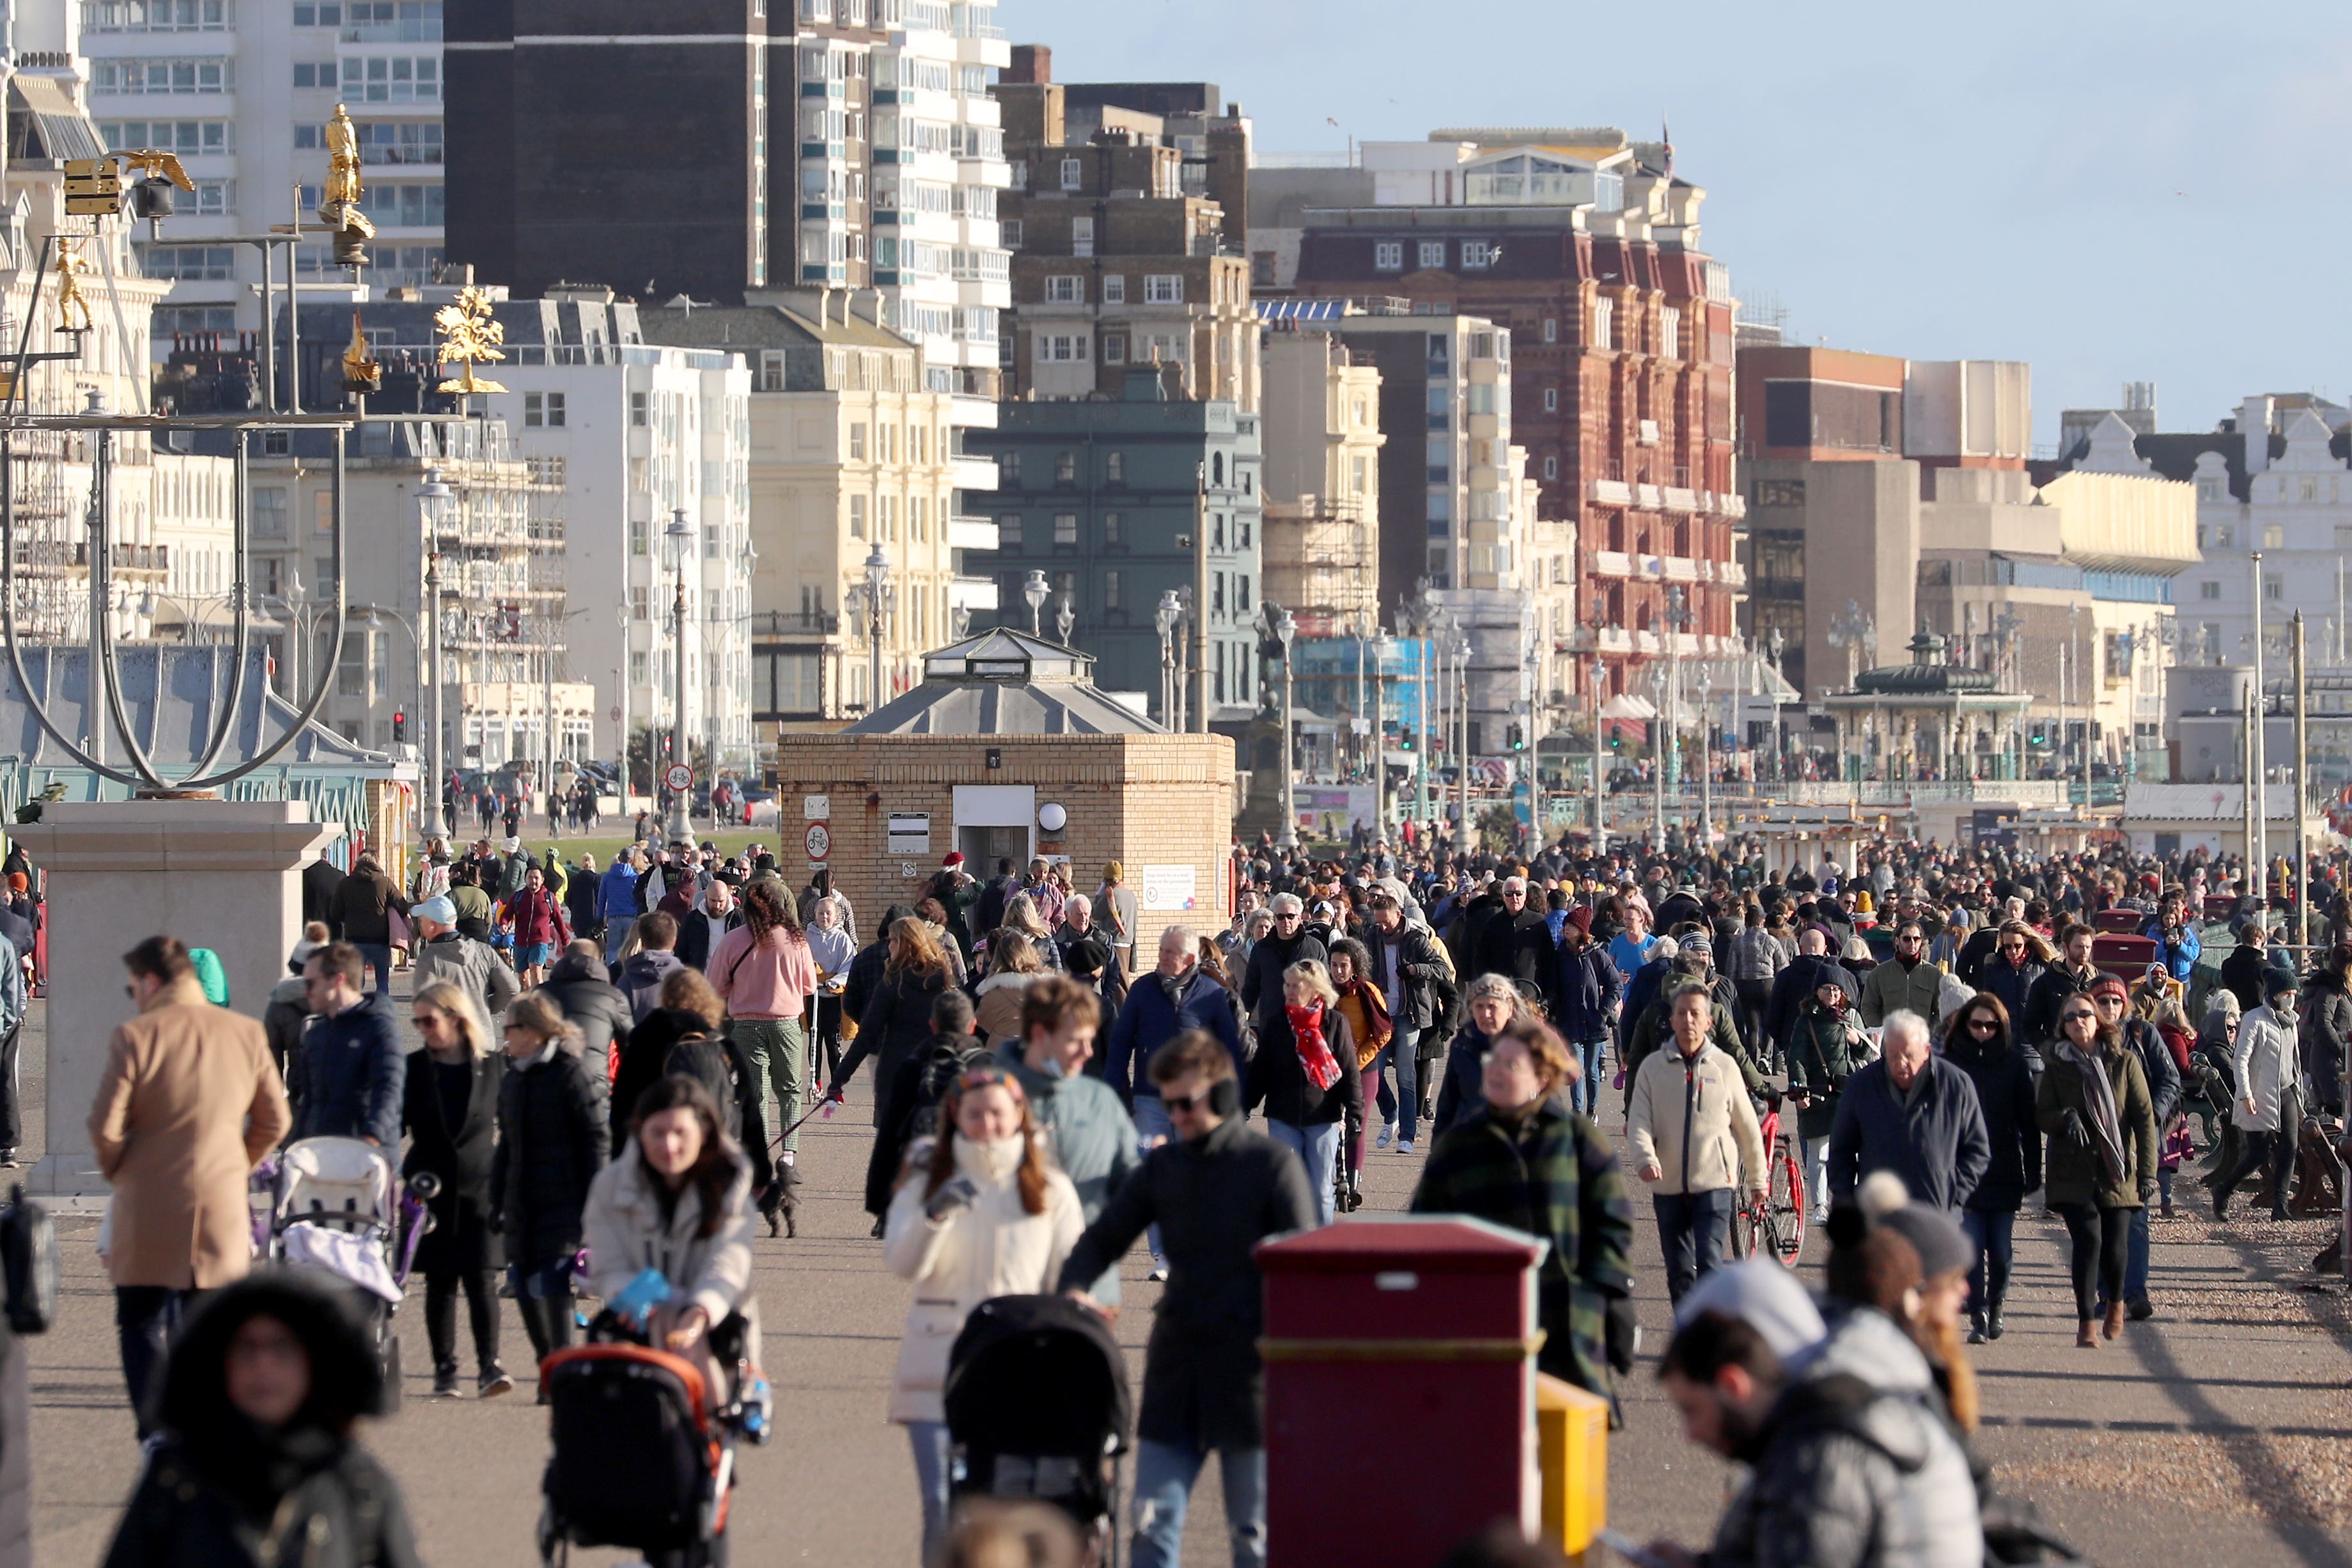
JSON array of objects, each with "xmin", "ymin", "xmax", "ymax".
[
  {"xmin": 1672, "ymin": 1257, "xmax": 1826, "ymax": 1362},
  {"xmin": 1856, "ymin": 1173, "xmax": 1983, "ymax": 1432},
  {"xmin": 2208, "ymin": 965, "xmax": 2302, "ymax": 1222},
  {"xmin": 1552, "ymin": 908, "xmax": 1621, "ymax": 1118},
  {"xmin": 411, "ymin": 889, "xmax": 519, "ymax": 1022}
]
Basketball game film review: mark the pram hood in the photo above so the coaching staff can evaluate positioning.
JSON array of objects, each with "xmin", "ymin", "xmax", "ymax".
[
  {"xmin": 942, "ymin": 1294, "xmax": 1131, "ymax": 1458},
  {"xmin": 275, "ymin": 1136, "xmax": 396, "ymax": 1230}
]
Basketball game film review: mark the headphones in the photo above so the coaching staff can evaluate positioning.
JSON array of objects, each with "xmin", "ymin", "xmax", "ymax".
[{"xmin": 1207, "ymin": 1076, "xmax": 1242, "ymax": 1117}]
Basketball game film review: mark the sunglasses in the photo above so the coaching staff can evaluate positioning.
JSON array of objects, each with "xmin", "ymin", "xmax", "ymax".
[
  {"xmin": 2060, "ymin": 1010, "xmax": 2096, "ymax": 1024},
  {"xmin": 1966, "ymin": 1016, "xmax": 2000, "ymax": 1032},
  {"xmin": 1162, "ymin": 1088, "xmax": 1222, "ymax": 1114}
]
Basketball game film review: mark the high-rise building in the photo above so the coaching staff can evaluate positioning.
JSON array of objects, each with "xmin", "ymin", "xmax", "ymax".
[
  {"xmin": 444, "ymin": 0, "xmax": 1009, "ymax": 402},
  {"xmin": 77, "ymin": 0, "xmax": 450, "ymax": 341},
  {"xmin": 1258, "ymin": 329, "xmax": 1382, "ymax": 632},
  {"xmin": 1284, "ymin": 129, "xmax": 1740, "ymax": 688},
  {"xmin": 992, "ymin": 51, "xmax": 1257, "ymax": 407}
]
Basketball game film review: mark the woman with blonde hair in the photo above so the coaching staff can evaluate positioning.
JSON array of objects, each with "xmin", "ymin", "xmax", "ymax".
[
  {"xmin": 403, "ymin": 980, "xmax": 511, "ymax": 1397},
  {"xmin": 995, "ymin": 893, "xmax": 1064, "ymax": 973},
  {"xmin": 885, "ymin": 1066, "xmax": 1081, "ymax": 1558},
  {"xmin": 1431, "ymin": 974, "xmax": 1532, "ymax": 1137},
  {"xmin": 493, "ymin": 993, "xmax": 607, "ymax": 1365},
  {"xmin": 832, "ymin": 917, "xmax": 956, "ymax": 1124},
  {"xmin": 974, "ymin": 932, "xmax": 1045, "ymax": 1047},
  {"xmin": 1244, "ymin": 958, "xmax": 1362, "ymax": 1224}
]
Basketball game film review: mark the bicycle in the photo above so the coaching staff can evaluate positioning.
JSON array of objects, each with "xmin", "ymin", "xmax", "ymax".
[{"xmin": 1737, "ymin": 1090, "xmax": 1807, "ymax": 1264}]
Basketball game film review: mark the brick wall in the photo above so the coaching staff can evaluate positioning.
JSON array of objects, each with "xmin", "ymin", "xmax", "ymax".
[{"xmin": 772, "ymin": 732, "xmax": 1235, "ymax": 956}]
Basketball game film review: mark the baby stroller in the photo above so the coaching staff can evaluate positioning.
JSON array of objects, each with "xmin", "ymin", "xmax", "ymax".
[
  {"xmin": 944, "ymin": 1295, "xmax": 1132, "ymax": 1564},
  {"xmin": 536, "ymin": 1291, "xmax": 772, "ymax": 1568},
  {"xmin": 267, "ymin": 1135, "xmax": 431, "ymax": 1414}
]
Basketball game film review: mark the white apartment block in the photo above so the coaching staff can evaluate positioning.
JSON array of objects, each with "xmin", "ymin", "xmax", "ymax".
[{"xmin": 76, "ymin": 0, "xmax": 446, "ymax": 343}]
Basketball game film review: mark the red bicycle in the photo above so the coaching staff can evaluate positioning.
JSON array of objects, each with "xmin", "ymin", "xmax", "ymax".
[{"xmin": 1737, "ymin": 1090, "xmax": 1807, "ymax": 1264}]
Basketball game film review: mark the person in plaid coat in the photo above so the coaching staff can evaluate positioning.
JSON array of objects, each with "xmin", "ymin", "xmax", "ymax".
[{"xmin": 1410, "ymin": 1017, "xmax": 1637, "ymax": 1415}]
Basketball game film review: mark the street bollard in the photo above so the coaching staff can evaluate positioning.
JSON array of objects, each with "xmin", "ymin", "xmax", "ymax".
[{"xmin": 1534, "ymin": 1373, "xmax": 1609, "ymax": 1562}]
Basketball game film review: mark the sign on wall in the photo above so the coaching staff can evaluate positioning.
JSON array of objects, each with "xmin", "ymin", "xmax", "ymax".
[
  {"xmin": 804, "ymin": 795, "xmax": 830, "ymax": 819},
  {"xmin": 1139, "ymin": 864, "xmax": 1199, "ymax": 912},
  {"xmin": 804, "ymin": 823, "xmax": 831, "ymax": 861},
  {"xmin": 887, "ymin": 813, "xmax": 931, "ymax": 855}
]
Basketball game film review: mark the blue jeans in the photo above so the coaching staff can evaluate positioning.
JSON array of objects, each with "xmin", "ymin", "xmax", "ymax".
[
  {"xmin": 1800, "ymin": 1135, "xmax": 1831, "ymax": 1220},
  {"xmin": 1132, "ymin": 1094, "xmax": 1173, "ymax": 1266},
  {"xmin": 1961, "ymin": 1208, "xmax": 2015, "ymax": 1314},
  {"xmin": 603, "ymin": 915, "xmax": 635, "ymax": 966},
  {"xmin": 906, "ymin": 1418, "xmax": 952, "ymax": 1561},
  {"xmin": 1132, "ymin": 1438, "xmax": 1266, "ymax": 1568},
  {"xmin": 1653, "ymin": 1189, "xmax": 1734, "ymax": 1305},
  {"xmin": 2117, "ymin": 1205, "xmax": 2152, "ymax": 1307},
  {"xmin": 1267, "ymin": 1119, "xmax": 1341, "ymax": 1227},
  {"xmin": 1568, "ymin": 1036, "xmax": 1607, "ymax": 1117},
  {"xmin": 116, "ymin": 1285, "xmax": 199, "ymax": 1439},
  {"xmin": 355, "ymin": 942, "xmax": 394, "ymax": 994},
  {"xmin": 1372, "ymin": 1029, "xmax": 1420, "ymax": 1141}
]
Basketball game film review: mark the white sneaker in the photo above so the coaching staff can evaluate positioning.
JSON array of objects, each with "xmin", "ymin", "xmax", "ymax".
[
  {"xmin": 1375, "ymin": 1126, "xmax": 1393, "ymax": 1149},
  {"xmin": 1396, "ymin": 1139, "xmax": 1415, "ymax": 1155}
]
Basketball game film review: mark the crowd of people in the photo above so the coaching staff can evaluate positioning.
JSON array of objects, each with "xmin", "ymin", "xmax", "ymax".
[{"xmin": 49, "ymin": 816, "xmax": 2352, "ymax": 1566}]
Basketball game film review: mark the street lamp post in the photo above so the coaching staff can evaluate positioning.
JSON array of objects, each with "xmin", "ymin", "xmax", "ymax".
[
  {"xmin": 614, "ymin": 598, "xmax": 632, "ymax": 802},
  {"xmin": 855, "ymin": 542, "xmax": 894, "ymax": 719},
  {"xmin": 1662, "ymin": 586, "xmax": 1686, "ymax": 800},
  {"xmin": 1767, "ymin": 626, "xmax": 1786, "ymax": 786},
  {"xmin": 1024, "ymin": 569, "xmax": 1050, "ymax": 638},
  {"xmin": 1648, "ymin": 665, "xmax": 1668, "ymax": 853},
  {"xmin": 1275, "ymin": 606, "xmax": 1298, "ymax": 850},
  {"xmin": 663, "ymin": 509, "xmax": 694, "ymax": 844},
  {"xmin": 1155, "ymin": 589, "xmax": 1182, "ymax": 727},
  {"xmin": 1591, "ymin": 664, "xmax": 1608, "ymax": 855},
  {"xmin": 417, "ymin": 468, "xmax": 451, "ymax": 841},
  {"xmin": 1698, "ymin": 669, "xmax": 1714, "ymax": 847},
  {"xmin": 1452, "ymin": 626, "xmax": 1472, "ymax": 853}
]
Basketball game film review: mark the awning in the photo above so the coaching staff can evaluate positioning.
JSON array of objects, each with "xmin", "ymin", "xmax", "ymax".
[
  {"xmin": 10, "ymin": 75, "xmax": 107, "ymax": 162},
  {"xmin": 1600, "ymin": 694, "xmax": 1657, "ymax": 720},
  {"xmin": 1256, "ymin": 299, "xmax": 1349, "ymax": 322}
]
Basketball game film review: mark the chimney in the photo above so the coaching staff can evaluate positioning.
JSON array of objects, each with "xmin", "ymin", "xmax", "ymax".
[
  {"xmin": 2239, "ymin": 396, "xmax": 2275, "ymax": 475},
  {"xmin": 1006, "ymin": 43, "xmax": 1050, "ymax": 84}
]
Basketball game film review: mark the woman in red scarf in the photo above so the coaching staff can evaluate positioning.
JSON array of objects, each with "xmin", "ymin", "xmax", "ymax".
[
  {"xmin": 1327, "ymin": 938, "xmax": 1392, "ymax": 1211},
  {"xmin": 1245, "ymin": 958, "xmax": 1363, "ymax": 1225}
]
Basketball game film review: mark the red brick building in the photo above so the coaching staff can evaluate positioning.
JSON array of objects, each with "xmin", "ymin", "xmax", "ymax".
[{"xmin": 1288, "ymin": 130, "xmax": 1741, "ymax": 688}]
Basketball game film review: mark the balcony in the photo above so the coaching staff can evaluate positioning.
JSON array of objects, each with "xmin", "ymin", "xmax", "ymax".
[
  {"xmin": 1660, "ymin": 556, "xmax": 1700, "ymax": 582},
  {"xmin": 1717, "ymin": 560, "xmax": 1748, "ymax": 588},
  {"xmin": 949, "ymin": 575, "xmax": 999, "ymax": 611},
  {"xmin": 1593, "ymin": 550, "xmax": 1633, "ymax": 578},
  {"xmin": 1596, "ymin": 627, "xmax": 1632, "ymax": 653},
  {"xmin": 947, "ymin": 516, "xmax": 1000, "ymax": 552},
  {"xmin": 949, "ymin": 454, "xmax": 999, "ymax": 492},
  {"xmin": 1661, "ymin": 487, "xmax": 1697, "ymax": 513},
  {"xmin": 1720, "ymin": 493, "xmax": 1747, "ymax": 519},
  {"xmin": 1589, "ymin": 477, "xmax": 1633, "ymax": 506},
  {"xmin": 949, "ymin": 393, "xmax": 999, "ymax": 430},
  {"xmin": 1634, "ymin": 483, "xmax": 1663, "ymax": 510},
  {"xmin": 751, "ymin": 610, "xmax": 840, "ymax": 638}
]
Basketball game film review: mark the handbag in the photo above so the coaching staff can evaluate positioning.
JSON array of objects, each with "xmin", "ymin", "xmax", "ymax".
[{"xmin": 387, "ymin": 904, "xmax": 414, "ymax": 953}]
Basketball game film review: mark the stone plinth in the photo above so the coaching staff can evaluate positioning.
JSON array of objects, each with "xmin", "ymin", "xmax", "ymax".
[{"xmin": 12, "ymin": 800, "xmax": 341, "ymax": 1195}]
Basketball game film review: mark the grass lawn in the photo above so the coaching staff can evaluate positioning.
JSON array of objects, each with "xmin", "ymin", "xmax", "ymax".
[{"xmin": 466, "ymin": 824, "xmax": 793, "ymax": 869}]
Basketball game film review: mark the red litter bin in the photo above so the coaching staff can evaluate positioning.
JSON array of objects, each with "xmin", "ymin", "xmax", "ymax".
[{"xmin": 1257, "ymin": 1216, "xmax": 1546, "ymax": 1565}]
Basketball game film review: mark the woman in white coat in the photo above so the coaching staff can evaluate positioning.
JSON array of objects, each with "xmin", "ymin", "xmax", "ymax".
[
  {"xmin": 2210, "ymin": 968, "xmax": 2303, "ymax": 1220},
  {"xmin": 884, "ymin": 1064, "xmax": 1082, "ymax": 1557},
  {"xmin": 583, "ymin": 1074, "xmax": 763, "ymax": 1390}
]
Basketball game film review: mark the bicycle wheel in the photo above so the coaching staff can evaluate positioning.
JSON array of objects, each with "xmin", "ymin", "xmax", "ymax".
[{"xmin": 1770, "ymin": 1145, "xmax": 1806, "ymax": 1261}]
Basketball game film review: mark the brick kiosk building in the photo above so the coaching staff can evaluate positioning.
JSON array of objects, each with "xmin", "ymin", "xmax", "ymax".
[{"xmin": 772, "ymin": 630, "xmax": 1234, "ymax": 956}]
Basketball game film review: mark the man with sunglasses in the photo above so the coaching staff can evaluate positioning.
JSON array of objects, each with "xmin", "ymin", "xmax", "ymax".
[
  {"xmin": 1061, "ymin": 1032, "xmax": 1314, "ymax": 1568},
  {"xmin": 2083, "ymin": 975, "xmax": 2181, "ymax": 1321},
  {"xmin": 1860, "ymin": 923, "xmax": 1945, "ymax": 1030},
  {"xmin": 1239, "ymin": 893, "xmax": 1327, "ymax": 1036}
]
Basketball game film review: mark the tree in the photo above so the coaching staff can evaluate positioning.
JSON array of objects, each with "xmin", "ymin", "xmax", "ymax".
[{"xmin": 623, "ymin": 725, "xmax": 713, "ymax": 797}]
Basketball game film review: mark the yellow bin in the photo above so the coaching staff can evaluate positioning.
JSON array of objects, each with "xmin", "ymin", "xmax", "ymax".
[{"xmin": 1534, "ymin": 1374, "xmax": 1608, "ymax": 1558}]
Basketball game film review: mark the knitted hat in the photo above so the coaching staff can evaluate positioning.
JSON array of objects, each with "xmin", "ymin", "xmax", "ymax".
[
  {"xmin": 1674, "ymin": 1259, "xmax": 1827, "ymax": 1362},
  {"xmin": 1876, "ymin": 1201, "xmax": 1975, "ymax": 1280},
  {"xmin": 411, "ymin": 895, "xmax": 457, "ymax": 928},
  {"xmin": 1103, "ymin": 861, "xmax": 1125, "ymax": 882},
  {"xmin": 1679, "ymin": 933, "xmax": 1712, "ymax": 959},
  {"xmin": 942, "ymin": 851, "xmax": 965, "ymax": 867},
  {"xmin": 1563, "ymin": 906, "xmax": 1594, "ymax": 938},
  {"xmin": 2087, "ymin": 974, "xmax": 2130, "ymax": 1003}
]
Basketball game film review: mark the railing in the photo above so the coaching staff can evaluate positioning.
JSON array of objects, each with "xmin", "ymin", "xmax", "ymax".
[
  {"xmin": 751, "ymin": 610, "xmax": 841, "ymax": 637},
  {"xmin": 341, "ymin": 20, "xmax": 441, "ymax": 40}
]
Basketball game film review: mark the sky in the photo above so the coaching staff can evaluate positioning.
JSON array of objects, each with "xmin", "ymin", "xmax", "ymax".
[{"xmin": 1014, "ymin": 0, "xmax": 2352, "ymax": 446}]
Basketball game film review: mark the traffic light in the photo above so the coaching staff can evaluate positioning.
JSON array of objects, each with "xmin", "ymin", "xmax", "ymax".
[
  {"xmin": 392, "ymin": 708, "xmax": 407, "ymax": 742},
  {"xmin": 1507, "ymin": 723, "xmax": 1525, "ymax": 751}
]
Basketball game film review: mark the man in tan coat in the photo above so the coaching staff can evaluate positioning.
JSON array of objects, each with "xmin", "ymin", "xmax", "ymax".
[{"xmin": 89, "ymin": 935, "xmax": 289, "ymax": 1434}]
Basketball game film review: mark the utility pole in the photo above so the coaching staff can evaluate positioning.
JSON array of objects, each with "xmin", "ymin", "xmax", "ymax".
[
  {"xmin": 1591, "ymin": 664, "xmax": 1607, "ymax": 855},
  {"xmin": 2241, "ymin": 678, "xmax": 2259, "ymax": 901},
  {"xmin": 1454, "ymin": 628, "xmax": 1472, "ymax": 853},
  {"xmin": 1699, "ymin": 670, "xmax": 1714, "ymax": 848},
  {"xmin": 1191, "ymin": 463, "xmax": 1209, "ymax": 734},
  {"xmin": 2294, "ymin": 610, "xmax": 2309, "ymax": 954}
]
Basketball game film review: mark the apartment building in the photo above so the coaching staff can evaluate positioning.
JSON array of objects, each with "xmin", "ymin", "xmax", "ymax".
[
  {"xmin": 1284, "ymin": 128, "xmax": 1740, "ymax": 691},
  {"xmin": 444, "ymin": 0, "xmax": 1010, "ymax": 406},
  {"xmin": 993, "ymin": 51, "xmax": 1257, "ymax": 408},
  {"xmin": 1258, "ymin": 327, "xmax": 1382, "ymax": 632},
  {"xmin": 73, "ymin": 0, "xmax": 448, "ymax": 342},
  {"xmin": 636, "ymin": 297, "xmax": 999, "ymax": 728},
  {"xmin": 970, "ymin": 372, "xmax": 1261, "ymax": 715}
]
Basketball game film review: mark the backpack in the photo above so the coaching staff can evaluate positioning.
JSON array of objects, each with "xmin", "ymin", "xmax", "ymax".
[
  {"xmin": 0, "ymin": 1184, "xmax": 58, "ymax": 1334},
  {"xmin": 908, "ymin": 1038, "xmax": 988, "ymax": 1140}
]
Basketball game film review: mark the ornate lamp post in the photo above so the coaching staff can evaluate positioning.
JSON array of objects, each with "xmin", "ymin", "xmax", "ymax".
[
  {"xmin": 1591, "ymin": 662, "xmax": 1608, "ymax": 855},
  {"xmin": 1767, "ymin": 626, "xmax": 1786, "ymax": 786},
  {"xmin": 1648, "ymin": 664, "xmax": 1669, "ymax": 852},
  {"xmin": 1274, "ymin": 605, "xmax": 1298, "ymax": 850},
  {"xmin": 1023, "ymin": 568, "xmax": 1050, "ymax": 637},
  {"xmin": 1155, "ymin": 589, "xmax": 1182, "ymax": 727},
  {"xmin": 1055, "ymin": 593, "xmax": 1077, "ymax": 644},
  {"xmin": 850, "ymin": 541, "xmax": 894, "ymax": 718}
]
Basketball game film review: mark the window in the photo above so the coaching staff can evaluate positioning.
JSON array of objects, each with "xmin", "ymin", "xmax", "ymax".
[
  {"xmin": 134, "ymin": 244, "xmax": 233, "ymax": 279},
  {"xmin": 1102, "ymin": 274, "xmax": 1126, "ymax": 305},
  {"xmin": 848, "ymin": 424, "xmax": 867, "ymax": 461},
  {"xmin": 1104, "ymin": 568, "xmax": 1121, "ymax": 608},
  {"xmin": 522, "ymin": 392, "xmax": 565, "ymax": 428},
  {"xmin": 1053, "ymin": 513, "xmax": 1078, "ymax": 546},
  {"xmin": 103, "ymin": 118, "xmax": 231, "ymax": 155},
  {"xmin": 997, "ymin": 514, "xmax": 1022, "ymax": 549},
  {"xmin": 1044, "ymin": 275, "xmax": 1083, "ymax": 303},
  {"xmin": 2199, "ymin": 580, "xmax": 2220, "ymax": 600},
  {"xmin": 1059, "ymin": 157, "xmax": 1082, "ymax": 190},
  {"xmin": 1102, "ymin": 335, "xmax": 1126, "ymax": 364},
  {"xmin": 1106, "ymin": 451, "xmax": 1125, "ymax": 484},
  {"xmin": 1593, "ymin": 298, "xmax": 1614, "ymax": 350},
  {"xmin": 2211, "ymin": 522, "xmax": 2233, "ymax": 547},
  {"xmin": 313, "ymin": 490, "xmax": 334, "ymax": 534},
  {"xmin": 1543, "ymin": 386, "xmax": 1557, "ymax": 412},
  {"xmin": 1144, "ymin": 274, "xmax": 1182, "ymax": 304},
  {"xmin": 1543, "ymin": 454, "xmax": 1557, "ymax": 479},
  {"xmin": 1036, "ymin": 333, "xmax": 1088, "ymax": 362},
  {"xmin": 338, "ymin": 53, "xmax": 437, "ymax": 102},
  {"xmin": 1071, "ymin": 216, "xmax": 1094, "ymax": 257},
  {"xmin": 850, "ymin": 495, "xmax": 867, "ymax": 538},
  {"xmin": 1543, "ymin": 317, "xmax": 1557, "ymax": 343},
  {"xmin": 2264, "ymin": 575, "xmax": 2283, "ymax": 600},
  {"xmin": 93, "ymin": 0, "xmax": 236, "ymax": 29},
  {"xmin": 1418, "ymin": 240, "xmax": 1445, "ymax": 269},
  {"xmin": 2264, "ymin": 524, "xmax": 2285, "ymax": 549},
  {"xmin": 1055, "ymin": 452, "xmax": 1076, "ymax": 484},
  {"xmin": 2300, "ymin": 477, "xmax": 2320, "ymax": 503},
  {"xmin": 1104, "ymin": 511, "xmax": 1122, "ymax": 544},
  {"xmin": 1661, "ymin": 305, "xmax": 1681, "ymax": 360},
  {"xmin": 630, "ymin": 391, "xmax": 648, "ymax": 428},
  {"xmin": 292, "ymin": 61, "xmax": 329, "ymax": 88},
  {"xmin": 91, "ymin": 56, "xmax": 235, "ymax": 95},
  {"xmin": 1375, "ymin": 241, "xmax": 1403, "ymax": 272},
  {"xmin": 999, "ymin": 451, "xmax": 1020, "ymax": 485},
  {"xmin": 253, "ymin": 488, "xmax": 287, "ymax": 538},
  {"xmin": 1460, "ymin": 240, "xmax": 1492, "ymax": 270}
]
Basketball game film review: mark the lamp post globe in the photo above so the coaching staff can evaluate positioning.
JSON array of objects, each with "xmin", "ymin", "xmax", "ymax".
[
  {"xmin": 661, "ymin": 508, "xmax": 694, "ymax": 842},
  {"xmin": 1023, "ymin": 568, "xmax": 1050, "ymax": 637}
]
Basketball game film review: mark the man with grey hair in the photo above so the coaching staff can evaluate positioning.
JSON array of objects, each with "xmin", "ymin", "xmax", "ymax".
[
  {"xmin": 1476, "ymin": 874, "xmax": 1555, "ymax": 993},
  {"xmin": 1825, "ymin": 1009, "xmax": 1990, "ymax": 1213},
  {"xmin": 1241, "ymin": 892, "xmax": 1327, "ymax": 1034}
]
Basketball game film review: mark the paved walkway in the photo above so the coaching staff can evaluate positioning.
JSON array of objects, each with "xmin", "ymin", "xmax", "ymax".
[{"xmin": 19, "ymin": 993, "xmax": 2352, "ymax": 1565}]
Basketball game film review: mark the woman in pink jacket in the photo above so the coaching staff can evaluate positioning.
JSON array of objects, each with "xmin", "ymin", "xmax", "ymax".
[{"xmin": 709, "ymin": 878, "xmax": 818, "ymax": 1165}]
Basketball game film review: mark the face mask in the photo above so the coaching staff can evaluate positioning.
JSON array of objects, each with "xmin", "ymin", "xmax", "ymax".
[{"xmin": 1040, "ymin": 1055, "xmax": 1069, "ymax": 1080}]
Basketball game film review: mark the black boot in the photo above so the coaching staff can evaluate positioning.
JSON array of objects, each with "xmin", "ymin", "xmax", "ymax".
[
  {"xmin": 1985, "ymin": 1305, "xmax": 2004, "ymax": 1340},
  {"xmin": 1966, "ymin": 1310, "xmax": 1986, "ymax": 1346}
]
